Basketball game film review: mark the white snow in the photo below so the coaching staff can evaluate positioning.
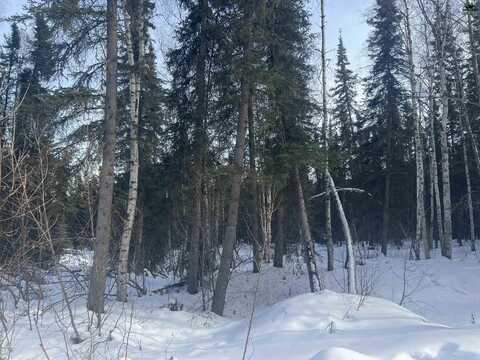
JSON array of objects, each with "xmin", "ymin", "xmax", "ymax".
[{"xmin": 4, "ymin": 244, "xmax": 480, "ymax": 359}]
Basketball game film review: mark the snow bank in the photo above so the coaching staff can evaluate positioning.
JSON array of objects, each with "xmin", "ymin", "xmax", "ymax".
[{"xmin": 8, "ymin": 244, "xmax": 480, "ymax": 359}]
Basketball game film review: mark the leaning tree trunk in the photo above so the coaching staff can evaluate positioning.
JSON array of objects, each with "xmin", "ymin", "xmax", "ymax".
[
  {"xmin": 326, "ymin": 169, "xmax": 356, "ymax": 294},
  {"xmin": 117, "ymin": 0, "xmax": 144, "ymax": 302},
  {"xmin": 88, "ymin": 0, "xmax": 118, "ymax": 315},
  {"xmin": 211, "ymin": 77, "xmax": 250, "ymax": 316},
  {"xmin": 294, "ymin": 167, "xmax": 322, "ymax": 293}
]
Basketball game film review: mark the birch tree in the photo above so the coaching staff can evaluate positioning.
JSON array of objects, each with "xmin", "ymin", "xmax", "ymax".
[
  {"xmin": 401, "ymin": 0, "xmax": 428, "ymax": 259},
  {"xmin": 417, "ymin": 0, "xmax": 453, "ymax": 258},
  {"xmin": 325, "ymin": 169, "xmax": 356, "ymax": 293},
  {"xmin": 117, "ymin": 0, "xmax": 145, "ymax": 302}
]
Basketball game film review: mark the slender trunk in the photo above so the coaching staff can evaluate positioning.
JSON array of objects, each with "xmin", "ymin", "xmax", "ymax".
[
  {"xmin": 134, "ymin": 199, "xmax": 144, "ymax": 275},
  {"xmin": 211, "ymin": 77, "xmax": 250, "ymax": 316},
  {"xmin": 429, "ymin": 89, "xmax": 444, "ymax": 250},
  {"xmin": 273, "ymin": 198, "xmax": 285, "ymax": 268},
  {"xmin": 265, "ymin": 200, "xmax": 273, "ymax": 263},
  {"xmin": 402, "ymin": 0, "xmax": 428, "ymax": 259},
  {"xmin": 326, "ymin": 169, "xmax": 356, "ymax": 294},
  {"xmin": 439, "ymin": 49, "xmax": 452, "ymax": 259},
  {"xmin": 188, "ymin": 0, "xmax": 209, "ymax": 294},
  {"xmin": 468, "ymin": 13, "xmax": 480, "ymax": 103},
  {"xmin": 463, "ymin": 141, "xmax": 476, "ymax": 252},
  {"xmin": 320, "ymin": 0, "xmax": 334, "ymax": 271},
  {"xmin": 248, "ymin": 87, "xmax": 262, "ymax": 273},
  {"xmin": 428, "ymin": 161, "xmax": 434, "ymax": 251},
  {"xmin": 88, "ymin": 0, "xmax": 118, "ymax": 314},
  {"xmin": 452, "ymin": 40, "xmax": 478, "ymax": 251},
  {"xmin": 117, "ymin": 0, "xmax": 144, "ymax": 302},
  {"xmin": 294, "ymin": 167, "xmax": 322, "ymax": 293},
  {"xmin": 382, "ymin": 165, "xmax": 391, "ymax": 256}
]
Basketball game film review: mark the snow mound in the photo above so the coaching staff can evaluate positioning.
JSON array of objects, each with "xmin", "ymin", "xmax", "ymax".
[
  {"xmin": 250, "ymin": 290, "xmax": 430, "ymax": 336},
  {"xmin": 309, "ymin": 347, "xmax": 377, "ymax": 360}
]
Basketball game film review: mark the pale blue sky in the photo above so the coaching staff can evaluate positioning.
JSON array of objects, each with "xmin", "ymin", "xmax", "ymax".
[{"xmin": 0, "ymin": 0, "xmax": 374, "ymax": 78}]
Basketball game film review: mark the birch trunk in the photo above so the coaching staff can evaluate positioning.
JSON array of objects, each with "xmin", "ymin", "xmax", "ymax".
[
  {"xmin": 248, "ymin": 88, "xmax": 263, "ymax": 273},
  {"xmin": 453, "ymin": 48, "xmax": 477, "ymax": 252},
  {"xmin": 463, "ymin": 141, "xmax": 476, "ymax": 252},
  {"xmin": 117, "ymin": 0, "xmax": 144, "ymax": 302},
  {"xmin": 326, "ymin": 169, "xmax": 356, "ymax": 294},
  {"xmin": 428, "ymin": 75, "xmax": 444, "ymax": 250},
  {"xmin": 260, "ymin": 183, "xmax": 273, "ymax": 263},
  {"xmin": 439, "ymin": 59, "xmax": 452, "ymax": 259},
  {"xmin": 402, "ymin": 0, "xmax": 428, "ymax": 259},
  {"xmin": 88, "ymin": 0, "xmax": 118, "ymax": 314},
  {"xmin": 294, "ymin": 167, "xmax": 322, "ymax": 293}
]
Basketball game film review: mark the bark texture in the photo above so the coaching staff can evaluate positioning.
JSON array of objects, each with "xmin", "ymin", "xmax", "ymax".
[
  {"xmin": 117, "ymin": 0, "xmax": 144, "ymax": 302},
  {"xmin": 88, "ymin": 0, "xmax": 118, "ymax": 314}
]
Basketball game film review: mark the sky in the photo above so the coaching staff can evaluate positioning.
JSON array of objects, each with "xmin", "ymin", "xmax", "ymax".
[{"xmin": 0, "ymin": 0, "xmax": 374, "ymax": 80}]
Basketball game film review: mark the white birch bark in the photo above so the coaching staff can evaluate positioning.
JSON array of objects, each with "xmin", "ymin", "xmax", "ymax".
[
  {"xmin": 325, "ymin": 169, "xmax": 356, "ymax": 294},
  {"xmin": 117, "ymin": 0, "xmax": 144, "ymax": 302},
  {"xmin": 401, "ymin": 0, "xmax": 428, "ymax": 259},
  {"xmin": 463, "ymin": 141, "xmax": 476, "ymax": 252}
]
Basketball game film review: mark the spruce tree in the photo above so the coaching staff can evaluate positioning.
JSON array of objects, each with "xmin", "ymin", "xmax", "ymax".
[
  {"xmin": 363, "ymin": 0, "xmax": 407, "ymax": 255},
  {"xmin": 331, "ymin": 33, "xmax": 358, "ymax": 181}
]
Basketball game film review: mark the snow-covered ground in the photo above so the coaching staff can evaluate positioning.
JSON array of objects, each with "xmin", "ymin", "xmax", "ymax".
[{"xmin": 4, "ymin": 244, "xmax": 480, "ymax": 359}]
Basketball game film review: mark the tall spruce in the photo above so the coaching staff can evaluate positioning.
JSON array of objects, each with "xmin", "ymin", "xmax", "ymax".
[
  {"xmin": 331, "ymin": 33, "xmax": 357, "ymax": 182},
  {"xmin": 364, "ymin": 0, "xmax": 406, "ymax": 255}
]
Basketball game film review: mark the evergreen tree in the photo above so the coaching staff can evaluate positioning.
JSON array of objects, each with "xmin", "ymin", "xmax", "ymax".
[
  {"xmin": 331, "ymin": 33, "xmax": 358, "ymax": 181},
  {"xmin": 362, "ymin": 0, "xmax": 408, "ymax": 254}
]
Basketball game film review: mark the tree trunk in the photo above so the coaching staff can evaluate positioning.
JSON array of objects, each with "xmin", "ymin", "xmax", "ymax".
[
  {"xmin": 134, "ymin": 199, "xmax": 144, "ymax": 275},
  {"xmin": 117, "ymin": 0, "xmax": 144, "ymax": 302},
  {"xmin": 439, "ymin": 49, "xmax": 453, "ymax": 259},
  {"xmin": 260, "ymin": 183, "xmax": 273, "ymax": 263},
  {"xmin": 468, "ymin": 12, "xmax": 480, "ymax": 102},
  {"xmin": 429, "ymin": 91, "xmax": 444, "ymax": 251},
  {"xmin": 326, "ymin": 169, "xmax": 356, "ymax": 294},
  {"xmin": 88, "ymin": 0, "xmax": 118, "ymax": 315},
  {"xmin": 273, "ymin": 199, "xmax": 285, "ymax": 268},
  {"xmin": 188, "ymin": 0, "xmax": 209, "ymax": 295},
  {"xmin": 382, "ymin": 166, "xmax": 391, "ymax": 256},
  {"xmin": 402, "ymin": 0, "xmax": 428, "ymax": 259},
  {"xmin": 211, "ymin": 77, "xmax": 250, "ymax": 316},
  {"xmin": 463, "ymin": 141, "xmax": 476, "ymax": 252},
  {"xmin": 320, "ymin": 0, "xmax": 334, "ymax": 271},
  {"xmin": 248, "ymin": 87, "xmax": 263, "ymax": 273},
  {"xmin": 294, "ymin": 167, "xmax": 322, "ymax": 293}
]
